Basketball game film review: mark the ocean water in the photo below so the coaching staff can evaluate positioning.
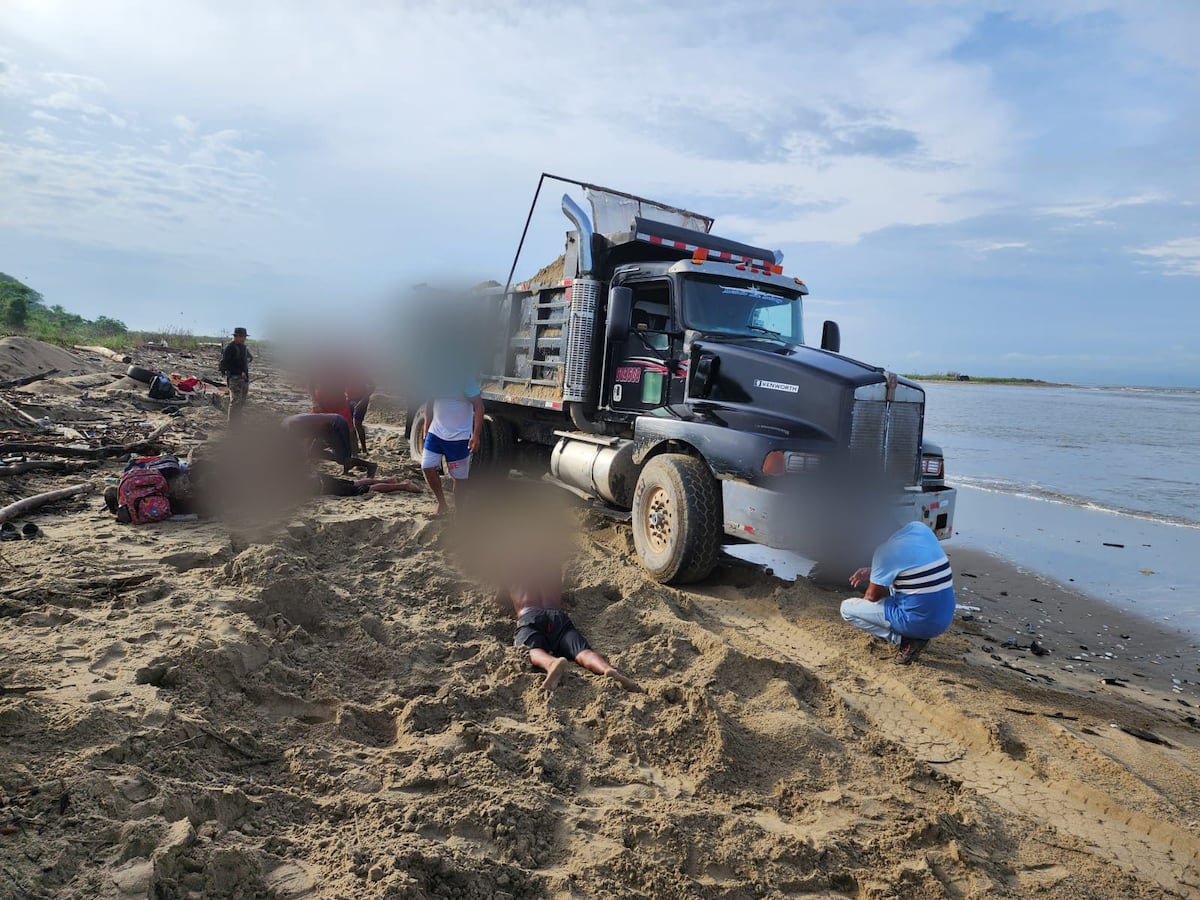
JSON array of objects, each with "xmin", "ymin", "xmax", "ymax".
[
  {"xmin": 920, "ymin": 383, "xmax": 1200, "ymax": 527},
  {"xmin": 920, "ymin": 383, "xmax": 1200, "ymax": 632}
]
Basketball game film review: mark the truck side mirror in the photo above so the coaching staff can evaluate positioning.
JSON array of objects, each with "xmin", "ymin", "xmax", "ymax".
[
  {"xmin": 606, "ymin": 287, "xmax": 633, "ymax": 344},
  {"xmin": 821, "ymin": 320, "xmax": 841, "ymax": 353}
]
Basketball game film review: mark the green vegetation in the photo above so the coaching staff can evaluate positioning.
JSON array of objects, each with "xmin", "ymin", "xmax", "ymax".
[
  {"xmin": 2, "ymin": 272, "xmax": 130, "ymax": 348},
  {"xmin": 904, "ymin": 372, "xmax": 1065, "ymax": 386},
  {"xmin": 1, "ymin": 273, "xmax": 218, "ymax": 352}
]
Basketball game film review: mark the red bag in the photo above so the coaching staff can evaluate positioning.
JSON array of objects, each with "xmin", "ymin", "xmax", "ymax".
[{"xmin": 117, "ymin": 470, "xmax": 172, "ymax": 525}]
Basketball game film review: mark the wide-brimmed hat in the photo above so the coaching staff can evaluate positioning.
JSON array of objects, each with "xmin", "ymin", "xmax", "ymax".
[{"xmin": 233, "ymin": 327, "xmax": 249, "ymax": 337}]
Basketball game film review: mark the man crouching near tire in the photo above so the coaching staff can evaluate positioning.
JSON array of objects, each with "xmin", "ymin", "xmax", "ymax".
[{"xmin": 840, "ymin": 517, "xmax": 956, "ymax": 665}]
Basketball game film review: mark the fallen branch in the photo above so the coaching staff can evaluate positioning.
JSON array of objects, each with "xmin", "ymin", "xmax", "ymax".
[
  {"xmin": 0, "ymin": 370, "xmax": 58, "ymax": 390},
  {"xmin": 0, "ymin": 460, "xmax": 95, "ymax": 477},
  {"xmin": 0, "ymin": 684, "xmax": 45, "ymax": 696},
  {"xmin": 0, "ymin": 397, "xmax": 42, "ymax": 428},
  {"xmin": 73, "ymin": 345, "xmax": 132, "ymax": 364},
  {"xmin": 0, "ymin": 483, "xmax": 94, "ymax": 525},
  {"xmin": 0, "ymin": 423, "xmax": 170, "ymax": 460}
]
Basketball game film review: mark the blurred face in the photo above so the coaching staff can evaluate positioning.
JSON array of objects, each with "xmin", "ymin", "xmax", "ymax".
[{"xmin": 234, "ymin": 334, "xmax": 247, "ymax": 344}]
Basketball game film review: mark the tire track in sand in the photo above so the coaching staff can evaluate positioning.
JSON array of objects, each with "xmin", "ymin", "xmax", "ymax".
[{"xmin": 689, "ymin": 591, "xmax": 1200, "ymax": 896}]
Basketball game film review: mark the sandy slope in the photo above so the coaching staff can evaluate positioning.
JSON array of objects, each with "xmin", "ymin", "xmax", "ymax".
[{"xmin": 1, "ymin": 344, "xmax": 1199, "ymax": 898}]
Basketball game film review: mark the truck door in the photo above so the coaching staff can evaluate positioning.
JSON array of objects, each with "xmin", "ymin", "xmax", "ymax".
[{"xmin": 609, "ymin": 280, "xmax": 676, "ymax": 414}]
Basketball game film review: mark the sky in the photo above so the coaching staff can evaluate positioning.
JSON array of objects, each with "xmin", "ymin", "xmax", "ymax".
[{"xmin": 1, "ymin": 0, "xmax": 1198, "ymax": 386}]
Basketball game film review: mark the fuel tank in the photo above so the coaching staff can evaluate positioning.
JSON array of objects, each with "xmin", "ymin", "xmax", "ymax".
[{"xmin": 550, "ymin": 432, "xmax": 639, "ymax": 508}]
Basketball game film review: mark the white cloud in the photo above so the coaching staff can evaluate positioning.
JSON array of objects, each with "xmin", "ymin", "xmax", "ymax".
[
  {"xmin": 1134, "ymin": 237, "xmax": 1200, "ymax": 276},
  {"xmin": 43, "ymin": 71, "xmax": 107, "ymax": 93},
  {"xmin": 0, "ymin": 1, "xmax": 1019, "ymax": 254},
  {"xmin": 958, "ymin": 239, "xmax": 1029, "ymax": 253},
  {"xmin": 1038, "ymin": 194, "xmax": 1167, "ymax": 221},
  {"xmin": 23, "ymin": 126, "xmax": 56, "ymax": 146}
]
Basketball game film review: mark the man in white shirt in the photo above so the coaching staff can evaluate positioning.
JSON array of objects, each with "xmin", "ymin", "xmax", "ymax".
[{"xmin": 420, "ymin": 382, "xmax": 484, "ymax": 516}]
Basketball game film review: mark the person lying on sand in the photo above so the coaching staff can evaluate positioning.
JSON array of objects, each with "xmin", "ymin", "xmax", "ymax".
[
  {"xmin": 841, "ymin": 520, "xmax": 956, "ymax": 665},
  {"xmin": 282, "ymin": 413, "xmax": 377, "ymax": 477},
  {"xmin": 313, "ymin": 474, "xmax": 421, "ymax": 497},
  {"xmin": 497, "ymin": 578, "xmax": 641, "ymax": 693}
]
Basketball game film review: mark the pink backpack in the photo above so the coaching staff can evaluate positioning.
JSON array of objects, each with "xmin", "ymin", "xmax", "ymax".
[{"xmin": 117, "ymin": 470, "xmax": 172, "ymax": 525}]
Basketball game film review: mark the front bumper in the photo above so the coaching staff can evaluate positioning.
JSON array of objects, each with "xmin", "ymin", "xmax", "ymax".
[{"xmin": 721, "ymin": 479, "xmax": 958, "ymax": 551}]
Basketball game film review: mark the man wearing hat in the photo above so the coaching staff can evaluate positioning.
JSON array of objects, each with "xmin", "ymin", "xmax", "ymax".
[{"xmin": 219, "ymin": 327, "xmax": 253, "ymax": 424}]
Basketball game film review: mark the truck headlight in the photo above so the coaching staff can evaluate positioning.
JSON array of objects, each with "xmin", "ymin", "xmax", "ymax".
[{"xmin": 921, "ymin": 456, "xmax": 944, "ymax": 478}]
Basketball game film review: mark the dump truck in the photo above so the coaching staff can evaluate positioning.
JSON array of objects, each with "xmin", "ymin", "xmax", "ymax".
[{"xmin": 409, "ymin": 175, "xmax": 956, "ymax": 584}]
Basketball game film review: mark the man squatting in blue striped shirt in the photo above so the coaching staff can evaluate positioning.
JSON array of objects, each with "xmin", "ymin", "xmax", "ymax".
[{"xmin": 841, "ymin": 521, "xmax": 957, "ymax": 665}]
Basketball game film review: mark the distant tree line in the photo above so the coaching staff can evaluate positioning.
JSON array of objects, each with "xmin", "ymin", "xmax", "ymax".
[{"xmin": 1, "ymin": 272, "xmax": 129, "ymax": 347}]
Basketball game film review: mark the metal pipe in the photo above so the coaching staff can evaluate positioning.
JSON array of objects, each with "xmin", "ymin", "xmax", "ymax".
[
  {"xmin": 560, "ymin": 193, "xmax": 594, "ymax": 277},
  {"xmin": 503, "ymin": 173, "xmax": 547, "ymax": 293}
]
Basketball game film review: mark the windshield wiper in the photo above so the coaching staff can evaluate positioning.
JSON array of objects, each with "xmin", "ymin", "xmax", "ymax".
[{"xmin": 745, "ymin": 325, "xmax": 783, "ymax": 338}]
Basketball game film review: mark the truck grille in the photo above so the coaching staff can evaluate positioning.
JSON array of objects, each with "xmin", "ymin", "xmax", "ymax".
[{"xmin": 850, "ymin": 400, "xmax": 921, "ymax": 484}]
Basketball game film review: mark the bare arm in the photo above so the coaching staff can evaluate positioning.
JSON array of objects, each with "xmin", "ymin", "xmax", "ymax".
[
  {"xmin": 469, "ymin": 395, "xmax": 484, "ymax": 453},
  {"xmin": 864, "ymin": 582, "xmax": 889, "ymax": 602}
]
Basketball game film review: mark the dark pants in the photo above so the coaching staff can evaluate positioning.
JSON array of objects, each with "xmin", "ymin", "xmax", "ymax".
[{"xmin": 227, "ymin": 376, "xmax": 248, "ymax": 423}]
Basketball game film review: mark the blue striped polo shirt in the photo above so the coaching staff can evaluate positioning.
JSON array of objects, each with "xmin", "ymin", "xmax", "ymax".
[{"xmin": 870, "ymin": 521, "xmax": 956, "ymax": 640}]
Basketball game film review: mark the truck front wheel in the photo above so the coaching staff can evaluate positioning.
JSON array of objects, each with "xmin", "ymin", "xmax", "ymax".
[{"xmin": 632, "ymin": 454, "xmax": 722, "ymax": 584}]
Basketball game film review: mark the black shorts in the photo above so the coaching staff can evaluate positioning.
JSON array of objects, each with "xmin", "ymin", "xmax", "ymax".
[
  {"xmin": 318, "ymin": 474, "xmax": 368, "ymax": 497},
  {"xmin": 351, "ymin": 396, "xmax": 370, "ymax": 424},
  {"xmin": 514, "ymin": 608, "xmax": 590, "ymax": 660}
]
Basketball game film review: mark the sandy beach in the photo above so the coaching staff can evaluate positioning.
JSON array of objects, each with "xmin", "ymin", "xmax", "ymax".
[{"xmin": 2, "ymin": 340, "xmax": 1199, "ymax": 898}]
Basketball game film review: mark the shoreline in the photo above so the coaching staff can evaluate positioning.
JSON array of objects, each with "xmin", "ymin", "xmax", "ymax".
[
  {"xmin": 733, "ymin": 541, "xmax": 1200, "ymax": 715},
  {"xmin": 905, "ymin": 375, "xmax": 1070, "ymax": 386},
  {"xmin": 944, "ymin": 546, "xmax": 1200, "ymax": 715},
  {"xmin": 948, "ymin": 483, "xmax": 1200, "ymax": 636}
]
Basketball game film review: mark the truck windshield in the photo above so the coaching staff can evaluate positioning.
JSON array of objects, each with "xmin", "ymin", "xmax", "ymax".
[{"xmin": 682, "ymin": 277, "xmax": 803, "ymax": 343}]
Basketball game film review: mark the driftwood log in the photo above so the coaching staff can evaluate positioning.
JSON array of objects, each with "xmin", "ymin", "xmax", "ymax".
[
  {"xmin": 73, "ymin": 345, "xmax": 133, "ymax": 364},
  {"xmin": 0, "ymin": 460, "xmax": 95, "ymax": 477},
  {"xmin": 0, "ymin": 483, "xmax": 94, "ymax": 525},
  {"xmin": 0, "ymin": 423, "xmax": 171, "ymax": 460},
  {"xmin": 0, "ymin": 396, "xmax": 42, "ymax": 428},
  {"xmin": 0, "ymin": 370, "xmax": 58, "ymax": 390}
]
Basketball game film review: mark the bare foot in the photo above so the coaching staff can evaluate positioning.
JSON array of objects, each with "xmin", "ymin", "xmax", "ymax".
[
  {"xmin": 542, "ymin": 657, "xmax": 568, "ymax": 691},
  {"xmin": 432, "ymin": 503, "xmax": 449, "ymax": 518},
  {"xmin": 605, "ymin": 668, "xmax": 642, "ymax": 692}
]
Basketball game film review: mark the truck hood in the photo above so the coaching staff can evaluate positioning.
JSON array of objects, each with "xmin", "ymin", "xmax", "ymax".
[{"xmin": 687, "ymin": 336, "xmax": 912, "ymax": 444}]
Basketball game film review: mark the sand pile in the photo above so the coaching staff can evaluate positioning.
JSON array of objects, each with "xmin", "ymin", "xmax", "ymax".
[
  {"xmin": 2, "ymin": 347, "xmax": 1200, "ymax": 898},
  {"xmin": 525, "ymin": 255, "xmax": 565, "ymax": 287},
  {"xmin": 0, "ymin": 336, "xmax": 103, "ymax": 381}
]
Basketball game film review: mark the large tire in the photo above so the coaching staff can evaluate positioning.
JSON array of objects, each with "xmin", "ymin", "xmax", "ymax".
[
  {"xmin": 408, "ymin": 406, "xmax": 428, "ymax": 464},
  {"xmin": 126, "ymin": 365, "xmax": 157, "ymax": 385},
  {"xmin": 472, "ymin": 414, "xmax": 515, "ymax": 478},
  {"xmin": 632, "ymin": 453, "xmax": 722, "ymax": 584},
  {"xmin": 486, "ymin": 415, "xmax": 514, "ymax": 470}
]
